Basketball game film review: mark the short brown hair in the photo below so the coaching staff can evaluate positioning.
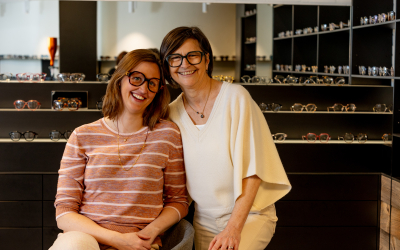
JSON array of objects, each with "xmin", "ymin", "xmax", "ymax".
[
  {"xmin": 160, "ymin": 26, "xmax": 214, "ymax": 88},
  {"xmin": 102, "ymin": 49, "xmax": 170, "ymax": 130}
]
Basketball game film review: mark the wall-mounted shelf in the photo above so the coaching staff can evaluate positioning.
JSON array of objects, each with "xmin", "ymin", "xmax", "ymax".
[
  {"xmin": 353, "ymin": 20, "xmax": 397, "ymax": 30},
  {"xmin": 0, "ymin": 139, "xmax": 67, "ymax": 143},
  {"xmin": 262, "ymin": 111, "xmax": 393, "ymax": 114},
  {"xmin": 274, "ymin": 28, "xmax": 351, "ymax": 40},
  {"xmin": 274, "ymin": 139, "xmax": 391, "ymax": 144},
  {"xmin": 238, "ymin": 83, "xmax": 392, "ymax": 87},
  {"xmin": 0, "ymin": 109, "xmax": 101, "ymax": 112}
]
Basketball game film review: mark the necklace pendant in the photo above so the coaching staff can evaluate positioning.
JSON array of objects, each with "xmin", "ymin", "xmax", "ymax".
[
  {"xmin": 200, "ymin": 114, "xmax": 204, "ymax": 118},
  {"xmin": 124, "ymin": 139, "xmax": 127, "ymax": 142}
]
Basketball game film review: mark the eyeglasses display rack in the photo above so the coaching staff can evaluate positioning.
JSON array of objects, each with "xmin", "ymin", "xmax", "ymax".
[
  {"xmin": 239, "ymin": 2, "xmax": 399, "ymax": 250},
  {"xmin": 0, "ymin": 80, "xmax": 106, "ymax": 249}
]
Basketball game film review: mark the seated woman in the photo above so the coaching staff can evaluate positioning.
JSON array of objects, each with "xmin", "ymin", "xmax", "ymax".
[
  {"xmin": 50, "ymin": 49, "xmax": 188, "ymax": 250},
  {"xmin": 160, "ymin": 27, "xmax": 291, "ymax": 250}
]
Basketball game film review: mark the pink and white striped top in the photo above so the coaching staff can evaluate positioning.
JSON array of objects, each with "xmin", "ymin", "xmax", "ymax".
[{"xmin": 54, "ymin": 118, "xmax": 188, "ymax": 245}]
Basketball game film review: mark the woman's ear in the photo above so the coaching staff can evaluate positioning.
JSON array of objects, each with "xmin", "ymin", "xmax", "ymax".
[{"xmin": 205, "ymin": 53, "xmax": 210, "ymax": 70}]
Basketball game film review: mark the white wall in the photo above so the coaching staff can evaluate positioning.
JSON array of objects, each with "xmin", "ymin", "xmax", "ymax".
[
  {"xmin": 0, "ymin": 1, "xmax": 59, "ymax": 74},
  {"xmin": 256, "ymin": 4, "xmax": 273, "ymax": 79},
  {"xmin": 97, "ymin": 2, "xmax": 237, "ymax": 77}
]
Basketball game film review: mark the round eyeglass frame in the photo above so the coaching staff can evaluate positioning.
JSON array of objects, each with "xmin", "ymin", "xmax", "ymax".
[
  {"xmin": 125, "ymin": 71, "xmax": 163, "ymax": 93},
  {"xmin": 166, "ymin": 51, "xmax": 206, "ymax": 68}
]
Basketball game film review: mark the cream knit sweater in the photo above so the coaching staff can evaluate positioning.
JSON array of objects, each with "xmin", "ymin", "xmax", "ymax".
[{"xmin": 169, "ymin": 82, "xmax": 291, "ymax": 218}]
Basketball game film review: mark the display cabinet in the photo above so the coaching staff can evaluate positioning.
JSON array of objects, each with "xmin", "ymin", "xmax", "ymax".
[
  {"xmin": 237, "ymin": 2, "xmax": 398, "ymax": 249},
  {"xmin": 0, "ymin": 80, "xmax": 106, "ymax": 249},
  {"xmin": 240, "ymin": 4, "xmax": 257, "ymax": 77}
]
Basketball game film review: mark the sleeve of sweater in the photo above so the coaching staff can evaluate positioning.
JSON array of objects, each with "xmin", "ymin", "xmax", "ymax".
[
  {"xmin": 162, "ymin": 124, "xmax": 189, "ymax": 221},
  {"xmin": 54, "ymin": 127, "xmax": 87, "ymax": 220},
  {"xmin": 229, "ymin": 85, "xmax": 292, "ymax": 210}
]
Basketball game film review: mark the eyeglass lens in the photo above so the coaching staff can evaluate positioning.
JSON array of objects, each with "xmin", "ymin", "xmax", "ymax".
[
  {"xmin": 357, "ymin": 133, "xmax": 368, "ymax": 143},
  {"xmin": 274, "ymin": 133, "xmax": 286, "ymax": 141},
  {"xmin": 344, "ymin": 133, "xmax": 354, "ymax": 142},
  {"xmin": 268, "ymin": 103, "xmax": 282, "ymax": 112},
  {"xmin": 128, "ymin": 71, "xmax": 160, "ymax": 93},
  {"xmin": 167, "ymin": 51, "xmax": 203, "ymax": 67}
]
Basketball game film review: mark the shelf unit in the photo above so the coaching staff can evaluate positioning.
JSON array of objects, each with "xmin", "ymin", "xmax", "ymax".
[
  {"xmin": 260, "ymin": 2, "xmax": 399, "ymax": 249},
  {"xmin": 0, "ymin": 81, "xmax": 106, "ymax": 249},
  {"xmin": 240, "ymin": 4, "xmax": 257, "ymax": 76}
]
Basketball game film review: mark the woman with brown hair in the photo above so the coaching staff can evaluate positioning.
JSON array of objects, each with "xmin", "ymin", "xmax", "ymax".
[
  {"xmin": 50, "ymin": 49, "xmax": 188, "ymax": 250},
  {"xmin": 160, "ymin": 27, "xmax": 291, "ymax": 250}
]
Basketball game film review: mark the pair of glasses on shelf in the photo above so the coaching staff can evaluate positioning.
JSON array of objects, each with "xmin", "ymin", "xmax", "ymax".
[
  {"xmin": 14, "ymin": 100, "xmax": 41, "ymax": 110},
  {"xmin": 9, "ymin": 130, "xmax": 72, "ymax": 141},
  {"xmin": 49, "ymin": 130, "xmax": 72, "ymax": 141},
  {"xmin": 338, "ymin": 133, "xmax": 368, "ymax": 143},
  {"xmin": 373, "ymin": 104, "xmax": 393, "ymax": 112},
  {"xmin": 9, "ymin": 131, "xmax": 38, "ymax": 141},
  {"xmin": 382, "ymin": 133, "xmax": 392, "ymax": 143},
  {"xmin": 327, "ymin": 103, "xmax": 356, "ymax": 112},
  {"xmin": 302, "ymin": 133, "xmax": 331, "ymax": 143},
  {"xmin": 272, "ymin": 133, "xmax": 287, "ymax": 141},
  {"xmin": 258, "ymin": 103, "xmax": 282, "ymax": 112},
  {"xmin": 96, "ymin": 100, "xmax": 103, "ymax": 110},
  {"xmin": 16, "ymin": 73, "xmax": 47, "ymax": 83},
  {"xmin": 291, "ymin": 103, "xmax": 317, "ymax": 113},
  {"xmin": 53, "ymin": 97, "xmax": 82, "ymax": 111}
]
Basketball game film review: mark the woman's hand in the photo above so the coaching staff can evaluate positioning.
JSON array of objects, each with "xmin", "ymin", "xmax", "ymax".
[
  {"xmin": 112, "ymin": 232, "xmax": 152, "ymax": 250},
  {"xmin": 208, "ymin": 226, "xmax": 241, "ymax": 250}
]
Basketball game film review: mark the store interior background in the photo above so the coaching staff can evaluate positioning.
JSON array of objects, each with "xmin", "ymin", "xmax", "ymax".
[
  {"xmin": 0, "ymin": 1, "xmax": 272, "ymax": 81},
  {"xmin": 0, "ymin": 0, "xmax": 398, "ymax": 249}
]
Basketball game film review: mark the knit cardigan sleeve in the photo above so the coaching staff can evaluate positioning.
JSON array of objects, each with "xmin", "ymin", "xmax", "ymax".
[{"xmin": 229, "ymin": 85, "xmax": 291, "ymax": 210}]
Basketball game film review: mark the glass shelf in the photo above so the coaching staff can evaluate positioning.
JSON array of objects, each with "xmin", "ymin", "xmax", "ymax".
[{"xmin": 0, "ymin": 109, "xmax": 100, "ymax": 112}]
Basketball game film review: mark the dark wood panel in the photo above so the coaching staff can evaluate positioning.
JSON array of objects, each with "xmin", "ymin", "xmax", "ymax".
[
  {"xmin": 43, "ymin": 227, "xmax": 62, "ymax": 250},
  {"xmin": 0, "ymin": 82, "xmax": 107, "ymax": 109},
  {"xmin": 0, "ymin": 111, "xmax": 103, "ymax": 138},
  {"xmin": 0, "ymin": 175, "xmax": 42, "ymax": 200},
  {"xmin": 43, "ymin": 174, "xmax": 59, "ymax": 201},
  {"xmin": 283, "ymin": 174, "xmax": 379, "ymax": 201},
  {"xmin": 59, "ymin": 1, "xmax": 97, "ymax": 81},
  {"xmin": 0, "ymin": 201, "xmax": 42, "ymax": 227},
  {"xmin": 0, "ymin": 143, "xmax": 64, "ymax": 172},
  {"xmin": 43, "ymin": 201, "xmax": 57, "ymax": 227},
  {"xmin": 275, "ymin": 201, "xmax": 377, "ymax": 226},
  {"xmin": 268, "ymin": 227, "xmax": 377, "ymax": 250},
  {"xmin": 276, "ymin": 144, "xmax": 392, "ymax": 174},
  {"xmin": 0, "ymin": 228, "xmax": 42, "ymax": 250}
]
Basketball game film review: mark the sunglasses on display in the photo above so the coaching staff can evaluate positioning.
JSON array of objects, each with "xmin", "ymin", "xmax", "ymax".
[
  {"xmin": 290, "ymin": 103, "xmax": 317, "ymax": 113},
  {"xmin": 166, "ymin": 51, "xmax": 205, "ymax": 68},
  {"xmin": 382, "ymin": 133, "xmax": 392, "ymax": 143},
  {"xmin": 96, "ymin": 100, "xmax": 103, "ymax": 110},
  {"xmin": 302, "ymin": 133, "xmax": 331, "ymax": 143},
  {"xmin": 49, "ymin": 130, "xmax": 73, "ymax": 141},
  {"xmin": 258, "ymin": 103, "xmax": 283, "ymax": 112},
  {"xmin": 373, "ymin": 104, "xmax": 392, "ymax": 112},
  {"xmin": 14, "ymin": 100, "xmax": 41, "ymax": 111},
  {"xmin": 327, "ymin": 103, "xmax": 356, "ymax": 112},
  {"xmin": 338, "ymin": 133, "xmax": 368, "ymax": 143},
  {"xmin": 9, "ymin": 131, "xmax": 38, "ymax": 142},
  {"xmin": 53, "ymin": 98, "xmax": 81, "ymax": 111},
  {"xmin": 16, "ymin": 73, "xmax": 47, "ymax": 83},
  {"xmin": 126, "ymin": 71, "xmax": 162, "ymax": 93},
  {"xmin": 272, "ymin": 133, "xmax": 287, "ymax": 141}
]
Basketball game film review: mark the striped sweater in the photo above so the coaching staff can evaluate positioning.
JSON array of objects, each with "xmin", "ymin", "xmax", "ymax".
[{"xmin": 54, "ymin": 118, "xmax": 188, "ymax": 246}]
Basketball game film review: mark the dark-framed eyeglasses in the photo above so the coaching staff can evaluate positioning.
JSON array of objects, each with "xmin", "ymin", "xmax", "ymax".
[
  {"xmin": 125, "ymin": 71, "xmax": 162, "ymax": 93},
  {"xmin": 9, "ymin": 131, "xmax": 38, "ymax": 142},
  {"xmin": 49, "ymin": 130, "xmax": 73, "ymax": 141},
  {"xmin": 166, "ymin": 51, "xmax": 205, "ymax": 68}
]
